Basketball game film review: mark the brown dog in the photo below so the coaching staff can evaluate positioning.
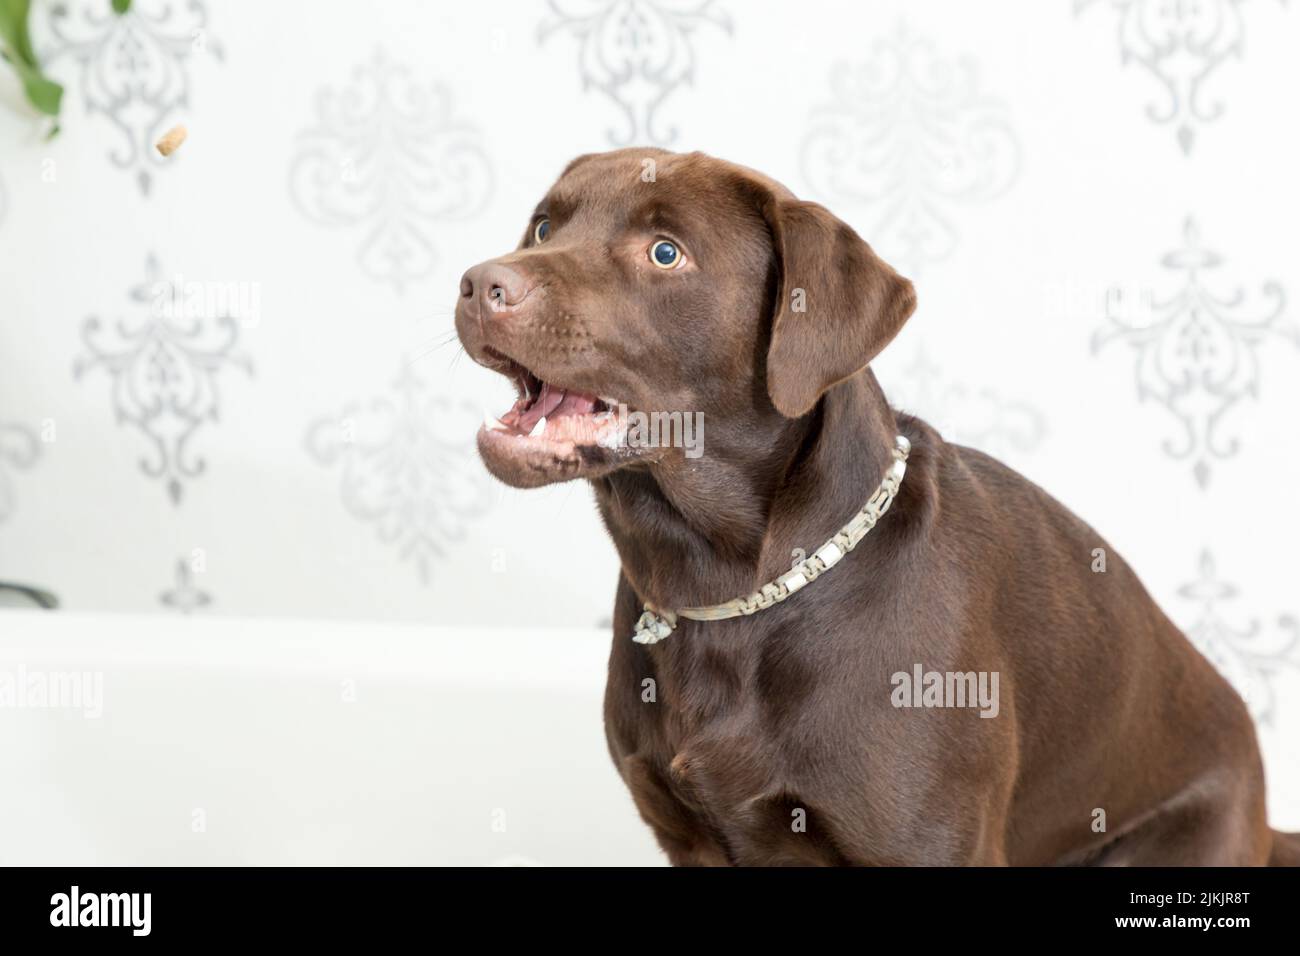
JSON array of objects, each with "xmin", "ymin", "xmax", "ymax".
[{"xmin": 454, "ymin": 148, "xmax": 1298, "ymax": 866}]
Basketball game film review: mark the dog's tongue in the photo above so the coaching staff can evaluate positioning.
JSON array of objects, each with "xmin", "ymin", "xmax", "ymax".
[{"xmin": 516, "ymin": 381, "xmax": 599, "ymax": 432}]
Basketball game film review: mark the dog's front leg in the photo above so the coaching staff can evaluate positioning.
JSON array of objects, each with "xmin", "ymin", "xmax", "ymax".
[{"xmin": 619, "ymin": 754, "xmax": 733, "ymax": 865}]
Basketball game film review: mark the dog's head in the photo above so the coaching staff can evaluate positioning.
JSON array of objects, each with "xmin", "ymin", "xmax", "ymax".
[{"xmin": 455, "ymin": 149, "xmax": 915, "ymax": 489}]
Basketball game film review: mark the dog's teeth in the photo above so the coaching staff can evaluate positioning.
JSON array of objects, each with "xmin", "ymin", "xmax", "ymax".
[
  {"xmin": 484, "ymin": 412, "xmax": 507, "ymax": 432},
  {"xmin": 600, "ymin": 396, "xmax": 619, "ymax": 407},
  {"xmin": 529, "ymin": 417, "xmax": 546, "ymax": 438}
]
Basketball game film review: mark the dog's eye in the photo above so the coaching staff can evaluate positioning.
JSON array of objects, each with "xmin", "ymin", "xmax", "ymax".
[
  {"xmin": 650, "ymin": 239, "xmax": 680, "ymax": 269},
  {"xmin": 534, "ymin": 218, "xmax": 551, "ymax": 244}
]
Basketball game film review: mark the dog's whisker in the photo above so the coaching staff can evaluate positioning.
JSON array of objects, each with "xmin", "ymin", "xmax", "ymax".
[
  {"xmin": 447, "ymin": 345, "xmax": 466, "ymax": 373},
  {"xmin": 404, "ymin": 334, "xmax": 464, "ymax": 367}
]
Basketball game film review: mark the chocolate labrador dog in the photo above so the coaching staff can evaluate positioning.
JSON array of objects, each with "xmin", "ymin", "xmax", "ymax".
[{"xmin": 454, "ymin": 148, "xmax": 1297, "ymax": 866}]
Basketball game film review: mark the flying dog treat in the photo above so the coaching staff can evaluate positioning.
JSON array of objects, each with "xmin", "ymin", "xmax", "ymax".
[{"xmin": 156, "ymin": 124, "xmax": 187, "ymax": 157}]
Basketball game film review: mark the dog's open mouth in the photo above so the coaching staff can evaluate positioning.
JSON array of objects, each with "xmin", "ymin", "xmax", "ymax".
[
  {"xmin": 485, "ymin": 365, "xmax": 619, "ymax": 444},
  {"xmin": 475, "ymin": 348, "xmax": 633, "ymax": 487}
]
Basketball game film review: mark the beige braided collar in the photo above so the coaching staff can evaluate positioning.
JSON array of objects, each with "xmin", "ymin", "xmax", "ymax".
[{"xmin": 631, "ymin": 434, "xmax": 911, "ymax": 645}]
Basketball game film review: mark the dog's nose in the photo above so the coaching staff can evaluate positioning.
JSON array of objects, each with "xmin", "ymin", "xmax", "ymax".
[{"xmin": 460, "ymin": 263, "xmax": 533, "ymax": 314}]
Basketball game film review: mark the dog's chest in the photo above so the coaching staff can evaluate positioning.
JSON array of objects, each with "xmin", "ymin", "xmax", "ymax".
[{"xmin": 607, "ymin": 608, "xmax": 855, "ymax": 863}]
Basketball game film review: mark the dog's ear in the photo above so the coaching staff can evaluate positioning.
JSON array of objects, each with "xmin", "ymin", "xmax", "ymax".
[{"xmin": 762, "ymin": 199, "xmax": 916, "ymax": 418}]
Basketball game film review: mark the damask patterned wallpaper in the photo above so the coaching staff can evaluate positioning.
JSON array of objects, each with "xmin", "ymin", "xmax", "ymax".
[{"xmin": 0, "ymin": 1, "xmax": 1297, "ymax": 729}]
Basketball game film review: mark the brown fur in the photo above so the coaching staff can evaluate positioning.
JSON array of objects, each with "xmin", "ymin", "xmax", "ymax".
[{"xmin": 455, "ymin": 148, "xmax": 1296, "ymax": 866}]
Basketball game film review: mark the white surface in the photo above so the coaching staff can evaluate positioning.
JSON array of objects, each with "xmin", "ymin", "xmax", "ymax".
[{"xmin": 0, "ymin": 611, "xmax": 665, "ymax": 866}]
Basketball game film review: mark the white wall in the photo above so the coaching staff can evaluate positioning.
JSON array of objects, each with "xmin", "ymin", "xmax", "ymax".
[{"xmin": 1, "ymin": 0, "xmax": 1298, "ymax": 789}]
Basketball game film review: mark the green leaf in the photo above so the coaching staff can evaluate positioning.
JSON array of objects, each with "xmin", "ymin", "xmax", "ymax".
[
  {"xmin": 111, "ymin": 0, "xmax": 131, "ymax": 14},
  {"xmin": 17, "ymin": 61, "xmax": 62, "ymax": 115},
  {"xmin": 0, "ymin": 0, "xmax": 65, "ymax": 120},
  {"xmin": 0, "ymin": 0, "xmax": 37, "ymax": 66}
]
